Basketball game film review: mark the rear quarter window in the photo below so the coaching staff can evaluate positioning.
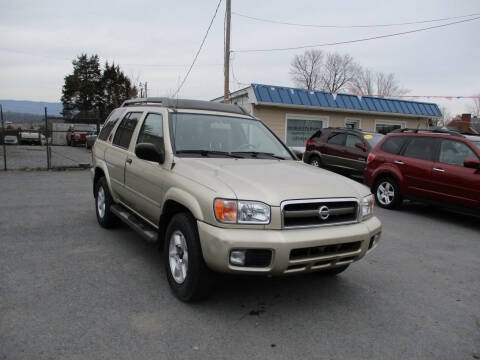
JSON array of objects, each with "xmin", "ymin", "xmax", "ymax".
[
  {"xmin": 98, "ymin": 109, "xmax": 125, "ymax": 141},
  {"xmin": 381, "ymin": 136, "xmax": 407, "ymax": 154}
]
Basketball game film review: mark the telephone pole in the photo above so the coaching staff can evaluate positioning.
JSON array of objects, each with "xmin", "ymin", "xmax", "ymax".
[{"xmin": 224, "ymin": 0, "xmax": 231, "ymax": 103}]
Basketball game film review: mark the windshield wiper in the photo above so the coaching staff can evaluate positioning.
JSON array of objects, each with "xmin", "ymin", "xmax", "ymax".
[
  {"xmin": 175, "ymin": 150, "xmax": 243, "ymax": 158},
  {"xmin": 231, "ymin": 151, "xmax": 285, "ymax": 160}
]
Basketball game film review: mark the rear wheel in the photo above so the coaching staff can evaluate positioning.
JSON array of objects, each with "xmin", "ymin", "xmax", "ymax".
[
  {"xmin": 374, "ymin": 176, "xmax": 402, "ymax": 209},
  {"xmin": 94, "ymin": 177, "xmax": 118, "ymax": 228},
  {"xmin": 309, "ymin": 155, "xmax": 321, "ymax": 167},
  {"xmin": 164, "ymin": 213, "xmax": 214, "ymax": 302}
]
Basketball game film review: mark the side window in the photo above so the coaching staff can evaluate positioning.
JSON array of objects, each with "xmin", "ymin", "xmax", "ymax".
[
  {"xmin": 137, "ymin": 113, "xmax": 164, "ymax": 151},
  {"xmin": 402, "ymin": 137, "xmax": 435, "ymax": 161},
  {"xmin": 438, "ymin": 140, "xmax": 478, "ymax": 166},
  {"xmin": 381, "ymin": 136, "xmax": 407, "ymax": 155},
  {"xmin": 345, "ymin": 134, "xmax": 362, "ymax": 148},
  {"xmin": 98, "ymin": 109, "xmax": 124, "ymax": 141},
  {"xmin": 112, "ymin": 112, "xmax": 142, "ymax": 149},
  {"xmin": 327, "ymin": 133, "xmax": 346, "ymax": 146}
]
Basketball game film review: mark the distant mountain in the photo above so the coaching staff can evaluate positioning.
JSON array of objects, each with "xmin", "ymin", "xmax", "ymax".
[{"xmin": 0, "ymin": 100, "xmax": 63, "ymax": 116}]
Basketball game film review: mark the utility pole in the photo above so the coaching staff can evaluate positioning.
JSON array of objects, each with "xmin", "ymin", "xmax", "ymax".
[
  {"xmin": 1, "ymin": 104, "xmax": 6, "ymax": 170},
  {"xmin": 145, "ymin": 82, "xmax": 148, "ymax": 98},
  {"xmin": 224, "ymin": 0, "xmax": 231, "ymax": 103}
]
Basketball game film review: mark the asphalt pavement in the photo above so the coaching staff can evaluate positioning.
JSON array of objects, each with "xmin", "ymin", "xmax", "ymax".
[{"xmin": 0, "ymin": 170, "xmax": 479, "ymax": 360}]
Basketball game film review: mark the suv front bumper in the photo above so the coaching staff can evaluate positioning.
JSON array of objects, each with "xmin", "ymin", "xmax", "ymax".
[{"xmin": 197, "ymin": 216, "xmax": 381, "ymax": 275}]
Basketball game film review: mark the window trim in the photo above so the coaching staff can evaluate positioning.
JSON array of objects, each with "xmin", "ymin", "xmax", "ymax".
[{"xmin": 284, "ymin": 113, "xmax": 329, "ymax": 147}]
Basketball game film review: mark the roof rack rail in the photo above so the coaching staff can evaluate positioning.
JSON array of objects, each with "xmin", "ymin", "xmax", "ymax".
[
  {"xmin": 392, "ymin": 128, "xmax": 465, "ymax": 138},
  {"xmin": 121, "ymin": 97, "xmax": 250, "ymax": 116}
]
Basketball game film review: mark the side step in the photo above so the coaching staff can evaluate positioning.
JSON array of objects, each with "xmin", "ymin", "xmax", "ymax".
[{"xmin": 110, "ymin": 204, "xmax": 158, "ymax": 243}]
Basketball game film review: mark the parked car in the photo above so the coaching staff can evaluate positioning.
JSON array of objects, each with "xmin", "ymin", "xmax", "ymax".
[
  {"xmin": 66, "ymin": 124, "xmax": 96, "ymax": 146},
  {"xmin": 19, "ymin": 131, "xmax": 46, "ymax": 145},
  {"xmin": 91, "ymin": 98, "xmax": 382, "ymax": 301},
  {"xmin": 365, "ymin": 129, "xmax": 480, "ymax": 215},
  {"xmin": 303, "ymin": 127, "xmax": 384, "ymax": 177},
  {"xmin": 3, "ymin": 135, "xmax": 18, "ymax": 145}
]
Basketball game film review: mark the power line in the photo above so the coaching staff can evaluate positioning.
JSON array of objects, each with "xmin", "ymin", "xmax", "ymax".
[
  {"xmin": 233, "ymin": 16, "xmax": 480, "ymax": 53},
  {"xmin": 232, "ymin": 11, "xmax": 480, "ymax": 28},
  {"xmin": 173, "ymin": 0, "xmax": 223, "ymax": 97}
]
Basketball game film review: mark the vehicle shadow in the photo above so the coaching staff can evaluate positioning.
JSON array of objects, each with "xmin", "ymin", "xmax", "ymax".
[{"xmin": 399, "ymin": 200, "xmax": 480, "ymax": 231}]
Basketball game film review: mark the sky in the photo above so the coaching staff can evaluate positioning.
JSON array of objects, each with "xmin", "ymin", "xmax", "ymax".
[{"xmin": 1, "ymin": 0, "xmax": 479, "ymax": 116}]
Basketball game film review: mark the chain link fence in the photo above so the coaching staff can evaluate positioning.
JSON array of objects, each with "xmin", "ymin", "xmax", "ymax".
[{"xmin": 1, "ymin": 107, "xmax": 101, "ymax": 171}]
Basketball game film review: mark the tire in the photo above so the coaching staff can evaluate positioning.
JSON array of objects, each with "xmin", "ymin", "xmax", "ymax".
[
  {"xmin": 309, "ymin": 155, "xmax": 321, "ymax": 167},
  {"xmin": 164, "ymin": 213, "xmax": 214, "ymax": 302},
  {"xmin": 94, "ymin": 177, "xmax": 118, "ymax": 228},
  {"xmin": 374, "ymin": 176, "xmax": 402, "ymax": 209},
  {"xmin": 319, "ymin": 264, "xmax": 349, "ymax": 276}
]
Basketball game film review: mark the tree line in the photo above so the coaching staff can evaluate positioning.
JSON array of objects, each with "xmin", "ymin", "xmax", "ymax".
[{"xmin": 289, "ymin": 49, "xmax": 408, "ymax": 97}]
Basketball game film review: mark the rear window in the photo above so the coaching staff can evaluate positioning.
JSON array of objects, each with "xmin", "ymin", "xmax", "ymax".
[
  {"xmin": 363, "ymin": 133, "xmax": 384, "ymax": 147},
  {"xmin": 381, "ymin": 136, "xmax": 407, "ymax": 154},
  {"xmin": 99, "ymin": 109, "xmax": 125, "ymax": 141}
]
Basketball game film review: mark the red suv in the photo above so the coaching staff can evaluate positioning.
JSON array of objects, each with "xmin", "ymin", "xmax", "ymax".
[{"xmin": 365, "ymin": 129, "xmax": 480, "ymax": 215}]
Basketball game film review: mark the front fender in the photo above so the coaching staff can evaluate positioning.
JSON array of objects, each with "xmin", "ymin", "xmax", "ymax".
[{"xmin": 162, "ymin": 187, "xmax": 204, "ymax": 221}]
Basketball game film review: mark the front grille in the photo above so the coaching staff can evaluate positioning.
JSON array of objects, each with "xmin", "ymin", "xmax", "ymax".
[
  {"xmin": 290, "ymin": 241, "xmax": 362, "ymax": 260},
  {"xmin": 284, "ymin": 241, "xmax": 363, "ymax": 273},
  {"xmin": 281, "ymin": 198, "xmax": 359, "ymax": 229}
]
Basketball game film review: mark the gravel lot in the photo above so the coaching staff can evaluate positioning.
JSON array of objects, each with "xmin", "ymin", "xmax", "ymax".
[
  {"xmin": 0, "ymin": 145, "xmax": 91, "ymax": 169},
  {"xmin": 0, "ymin": 170, "xmax": 479, "ymax": 360}
]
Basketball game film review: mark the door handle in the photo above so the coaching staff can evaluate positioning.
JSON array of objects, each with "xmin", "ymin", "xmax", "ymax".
[
  {"xmin": 433, "ymin": 167, "xmax": 445, "ymax": 173},
  {"xmin": 126, "ymin": 158, "xmax": 132, "ymax": 164},
  {"xmin": 394, "ymin": 160, "xmax": 404, "ymax": 165}
]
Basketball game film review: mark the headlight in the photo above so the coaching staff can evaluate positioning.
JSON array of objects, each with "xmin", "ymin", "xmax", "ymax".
[
  {"xmin": 361, "ymin": 194, "xmax": 374, "ymax": 220},
  {"xmin": 214, "ymin": 199, "xmax": 270, "ymax": 224}
]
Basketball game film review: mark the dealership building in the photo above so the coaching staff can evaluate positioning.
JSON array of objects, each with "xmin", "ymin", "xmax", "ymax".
[{"xmin": 214, "ymin": 83, "xmax": 442, "ymax": 148}]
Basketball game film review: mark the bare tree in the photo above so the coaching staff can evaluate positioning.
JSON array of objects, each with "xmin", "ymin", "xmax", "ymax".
[
  {"xmin": 469, "ymin": 94, "xmax": 480, "ymax": 117},
  {"xmin": 289, "ymin": 49, "xmax": 323, "ymax": 90},
  {"xmin": 348, "ymin": 67, "xmax": 408, "ymax": 97},
  {"xmin": 320, "ymin": 53, "xmax": 357, "ymax": 93}
]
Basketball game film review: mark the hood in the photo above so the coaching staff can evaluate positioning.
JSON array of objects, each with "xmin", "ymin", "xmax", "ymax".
[{"xmin": 174, "ymin": 158, "xmax": 370, "ymax": 206}]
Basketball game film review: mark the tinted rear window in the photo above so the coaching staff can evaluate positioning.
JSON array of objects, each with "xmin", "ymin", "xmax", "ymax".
[
  {"xmin": 381, "ymin": 136, "xmax": 407, "ymax": 154},
  {"xmin": 402, "ymin": 137, "xmax": 436, "ymax": 161}
]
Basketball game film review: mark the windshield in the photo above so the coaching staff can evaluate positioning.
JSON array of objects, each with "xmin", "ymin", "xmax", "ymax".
[
  {"xmin": 473, "ymin": 141, "xmax": 480, "ymax": 151},
  {"xmin": 170, "ymin": 113, "xmax": 293, "ymax": 160},
  {"xmin": 364, "ymin": 133, "xmax": 384, "ymax": 148}
]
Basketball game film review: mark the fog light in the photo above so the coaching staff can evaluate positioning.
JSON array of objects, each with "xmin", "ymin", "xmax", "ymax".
[
  {"xmin": 369, "ymin": 233, "xmax": 381, "ymax": 250},
  {"xmin": 230, "ymin": 250, "xmax": 246, "ymax": 266}
]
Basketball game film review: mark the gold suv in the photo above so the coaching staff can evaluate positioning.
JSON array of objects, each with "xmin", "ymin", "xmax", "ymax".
[{"xmin": 91, "ymin": 98, "xmax": 382, "ymax": 301}]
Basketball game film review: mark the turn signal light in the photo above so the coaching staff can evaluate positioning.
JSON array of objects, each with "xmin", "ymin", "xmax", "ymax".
[{"xmin": 214, "ymin": 199, "xmax": 237, "ymax": 223}]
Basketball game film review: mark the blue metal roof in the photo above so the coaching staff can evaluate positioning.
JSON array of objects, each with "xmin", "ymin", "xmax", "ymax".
[{"xmin": 251, "ymin": 83, "xmax": 442, "ymax": 117}]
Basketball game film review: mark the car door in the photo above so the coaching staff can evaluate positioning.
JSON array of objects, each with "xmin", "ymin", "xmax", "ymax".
[
  {"xmin": 342, "ymin": 134, "xmax": 368, "ymax": 175},
  {"xmin": 124, "ymin": 112, "xmax": 167, "ymax": 224},
  {"xmin": 322, "ymin": 132, "xmax": 347, "ymax": 170},
  {"xmin": 430, "ymin": 139, "xmax": 480, "ymax": 209},
  {"xmin": 396, "ymin": 136, "xmax": 437, "ymax": 198},
  {"xmin": 104, "ymin": 111, "xmax": 142, "ymax": 203}
]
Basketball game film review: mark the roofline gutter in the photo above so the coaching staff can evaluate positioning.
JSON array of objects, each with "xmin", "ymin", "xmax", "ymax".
[{"xmin": 254, "ymin": 101, "xmax": 440, "ymax": 119}]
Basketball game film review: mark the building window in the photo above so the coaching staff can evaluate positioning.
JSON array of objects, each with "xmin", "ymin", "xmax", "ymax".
[
  {"xmin": 345, "ymin": 118, "xmax": 361, "ymax": 129},
  {"xmin": 285, "ymin": 116, "xmax": 328, "ymax": 147},
  {"xmin": 375, "ymin": 120, "xmax": 406, "ymax": 134}
]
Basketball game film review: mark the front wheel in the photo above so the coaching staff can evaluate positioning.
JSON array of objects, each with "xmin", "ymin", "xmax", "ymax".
[
  {"xmin": 374, "ymin": 176, "xmax": 402, "ymax": 209},
  {"xmin": 164, "ymin": 213, "xmax": 214, "ymax": 302}
]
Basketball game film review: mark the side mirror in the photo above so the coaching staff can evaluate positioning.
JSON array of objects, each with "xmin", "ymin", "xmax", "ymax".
[
  {"xmin": 355, "ymin": 142, "xmax": 367, "ymax": 151},
  {"xmin": 464, "ymin": 158, "xmax": 480, "ymax": 169},
  {"xmin": 135, "ymin": 143, "xmax": 165, "ymax": 164}
]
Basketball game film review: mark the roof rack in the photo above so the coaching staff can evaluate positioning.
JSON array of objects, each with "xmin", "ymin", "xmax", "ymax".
[
  {"xmin": 392, "ymin": 128, "xmax": 465, "ymax": 138},
  {"xmin": 121, "ymin": 97, "xmax": 250, "ymax": 116}
]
